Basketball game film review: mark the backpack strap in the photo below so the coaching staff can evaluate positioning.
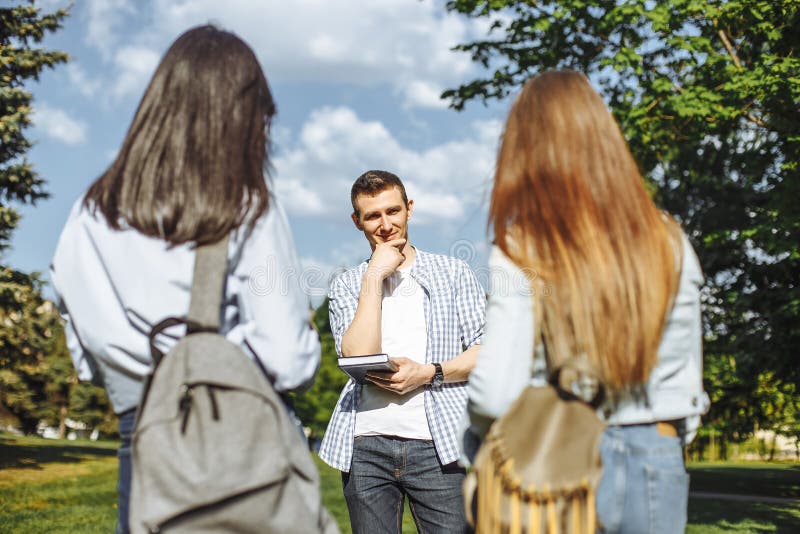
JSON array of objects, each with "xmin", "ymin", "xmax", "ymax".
[
  {"xmin": 186, "ymin": 235, "xmax": 230, "ymax": 332},
  {"xmin": 148, "ymin": 235, "xmax": 230, "ymax": 364}
]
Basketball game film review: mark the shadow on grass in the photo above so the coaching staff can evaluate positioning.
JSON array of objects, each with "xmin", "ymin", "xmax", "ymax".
[
  {"xmin": 0, "ymin": 434, "xmax": 117, "ymax": 470},
  {"xmin": 689, "ymin": 463, "xmax": 800, "ymax": 499},
  {"xmin": 688, "ymin": 498, "xmax": 800, "ymax": 533}
]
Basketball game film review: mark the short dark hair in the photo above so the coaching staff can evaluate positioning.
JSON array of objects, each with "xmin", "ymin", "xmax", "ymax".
[
  {"xmin": 84, "ymin": 25, "xmax": 276, "ymax": 246},
  {"xmin": 350, "ymin": 170, "xmax": 408, "ymax": 216}
]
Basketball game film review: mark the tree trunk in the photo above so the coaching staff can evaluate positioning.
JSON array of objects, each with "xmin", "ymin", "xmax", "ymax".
[
  {"xmin": 768, "ymin": 432, "xmax": 777, "ymax": 461},
  {"xmin": 58, "ymin": 404, "xmax": 67, "ymax": 439},
  {"xmin": 709, "ymin": 429, "xmax": 715, "ymax": 461}
]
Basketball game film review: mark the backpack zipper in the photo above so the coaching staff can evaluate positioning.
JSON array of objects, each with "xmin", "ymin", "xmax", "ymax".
[{"xmin": 179, "ymin": 383, "xmax": 222, "ymax": 435}]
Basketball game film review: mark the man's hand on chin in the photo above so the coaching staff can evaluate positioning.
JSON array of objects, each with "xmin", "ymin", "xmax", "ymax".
[
  {"xmin": 365, "ymin": 356, "xmax": 434, "ymax": 395},
  {"xmin": 366, "ymin": 238, "xmax": 406, "ymax": 280}
]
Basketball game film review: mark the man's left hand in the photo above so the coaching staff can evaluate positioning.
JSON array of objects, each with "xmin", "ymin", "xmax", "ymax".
[{"xmin": 365, "ymin": 357, "xmax": 434, "ymax": 395}]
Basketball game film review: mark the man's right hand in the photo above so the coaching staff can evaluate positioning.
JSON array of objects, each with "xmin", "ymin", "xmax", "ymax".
[{"xmin": 366, "ymin": 238, "xmax": 406, "ymax": 280}]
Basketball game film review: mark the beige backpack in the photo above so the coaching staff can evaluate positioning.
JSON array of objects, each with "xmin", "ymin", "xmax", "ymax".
[{"xmin": 464, "ymin": 356, "xmax": 606, "ymax": 534}]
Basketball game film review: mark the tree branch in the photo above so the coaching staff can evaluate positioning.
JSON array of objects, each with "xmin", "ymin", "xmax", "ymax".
[
  {"xmin": 718, "ymin": 29, "xmax": 742, "ymax": 69},
  {"xmin": 745, "ymin": 112, "xmax": 767, "ymax": 128}
]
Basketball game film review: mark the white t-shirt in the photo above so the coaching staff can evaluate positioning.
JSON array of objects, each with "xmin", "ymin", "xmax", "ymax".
[{"xmin": 354, "ymin": 267, "xmax": 432, "ymax": 439}]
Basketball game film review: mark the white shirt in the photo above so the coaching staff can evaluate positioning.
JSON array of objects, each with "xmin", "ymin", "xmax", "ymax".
[
  {"xmin": 51, "ymin": 195, "xmax": 320, "ymax": 413},
  {"xmin": 354, "ymin": 267, "xmax": 432, "ymax": 439}
]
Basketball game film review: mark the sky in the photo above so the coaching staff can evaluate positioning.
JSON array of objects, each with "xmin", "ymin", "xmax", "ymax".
[{"xmin": 10, "ymin": 0, "xmax": 512, "ymax": 303}]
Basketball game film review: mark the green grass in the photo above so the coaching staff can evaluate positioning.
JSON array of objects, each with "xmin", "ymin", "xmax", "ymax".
[
  {"xmin": 687, "ymin": 499, "xmax": 800, "ymax": 534},
  {"xmin": 685, "ymin": 461, "xmax": 800, "ymax": 534},
  {"xmin": 1, "ymin": 433, "xmax": 798, "ymax": 533},
  {"xmin": 0, "ymin": 433, "xmax": 416, "ymax": 533},
  {"xmin": 0, "ymin": 433, "xmax": 118, "ymax": 534},
  {"xmin": 688, "ymin": 461, "xmax": 800, "ymax": 499}
]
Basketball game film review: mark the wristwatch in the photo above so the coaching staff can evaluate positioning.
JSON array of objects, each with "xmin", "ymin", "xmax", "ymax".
[{"xmin": 430, "ymin": 362, "xmax": 444, "ymax": 388}]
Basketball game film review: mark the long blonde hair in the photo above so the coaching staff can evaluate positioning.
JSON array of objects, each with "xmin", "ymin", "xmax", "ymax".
[{"xmin": 490, "ymin": 70, "xmax": 682, "ymax": 390}]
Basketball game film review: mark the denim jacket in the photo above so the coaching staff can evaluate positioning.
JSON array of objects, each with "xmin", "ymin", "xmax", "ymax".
[{"xmin": 464, "ymin": 231, "xmax": 709, "ymax": 458}]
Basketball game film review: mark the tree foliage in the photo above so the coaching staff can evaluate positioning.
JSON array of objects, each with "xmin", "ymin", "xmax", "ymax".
[
  {"xmin": 445, "ymin": 0, "xmax": 799, "ymax": 441},
  {"xmin": 0, "ymin": 276, "xmax": 113, "ymax": 436},
  {"xmin": 292, "ymin": 299, "xmax": 349, "ymax": 440},
  {"xmin": 0, "ymin": 2, "xmax": 112, "ymax": 436},
  {"xmin": 1, "ymin": 1, "xmax": 68, "ymax": 248}
]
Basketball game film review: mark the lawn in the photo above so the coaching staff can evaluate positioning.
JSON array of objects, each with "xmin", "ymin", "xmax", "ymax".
[
  {"xmin": 685, "ymin": 461, "xmax": 800, "ymax": 534},
  {"xmin": 1, "ymin": 433, "xmax": 798, "ymax": 533},
  {"xmin": 0, "ymin": 433, "xmax": 118, "ymax": 533}
]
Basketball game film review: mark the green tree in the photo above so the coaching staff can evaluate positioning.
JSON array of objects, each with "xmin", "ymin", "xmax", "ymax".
[
  {"xmin": 0, "ymin": 273, "xmax": 57, "ymax": 433},
  {"xmin": 0, "ymin": 2, "xmax": 70, "ymax": 432},
  {"xmin": 0, "ymin": 282, "xmax": 113, "ymax": 436},
  {"xmin": 36, "ymin": 303, "xmax": 114, "ymax": 439},
  {"xmin": 292, "ymin": 299, "xmax": 349, "ymax": 440},
  {"xmin": 445, "ymin": 0, "xmax": 799, "ymax": 441},
  {"xmin": 1, "ymin": 2, "xmax": 68, "ymax": 246}
]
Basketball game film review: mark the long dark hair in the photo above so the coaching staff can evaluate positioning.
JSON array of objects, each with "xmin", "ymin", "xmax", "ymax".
[
  {"xmin": 491, "ymin": 70, "xmax": 682, "ymax": 390},
  {"xmin": 85, "ymin": 25, "xmax": 275, "ymax": 245}
]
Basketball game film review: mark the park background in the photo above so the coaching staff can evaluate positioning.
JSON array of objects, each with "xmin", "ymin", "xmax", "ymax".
[{"xmin": 1, "ymin": 0, "xmax": 798, "ymax": 532}]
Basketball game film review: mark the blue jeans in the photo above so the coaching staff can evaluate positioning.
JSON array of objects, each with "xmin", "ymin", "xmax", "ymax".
[
  {"xmin": 596, "ymin": 424, "xmax": 689, "ymax": 534},
  {"xmin": 115, "ymin": 409, "xmax": 136, "ymax": 534},
  {"xmin": 342, "ymin": 436, "xmax": 471, "ymax": 534}
]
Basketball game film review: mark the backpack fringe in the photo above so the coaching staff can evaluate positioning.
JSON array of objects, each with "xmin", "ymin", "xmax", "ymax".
[{"xmin": 474, "ymin": 441, "xmax": 598, "ymax": 534}]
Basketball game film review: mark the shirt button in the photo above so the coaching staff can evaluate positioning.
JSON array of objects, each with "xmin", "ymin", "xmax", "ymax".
[{"xmin": 692, "ymin": 397, "xmax": 698, "ymax": 406}]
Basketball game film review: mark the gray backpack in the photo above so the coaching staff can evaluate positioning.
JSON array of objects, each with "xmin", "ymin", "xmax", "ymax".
[{"xmin": 129, "ymin": 237, "xmax": 338, "ymax": 534}]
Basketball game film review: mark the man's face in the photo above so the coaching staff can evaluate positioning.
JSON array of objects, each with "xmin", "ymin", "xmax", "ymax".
[{"xmin": 351, "ymin": 186, "xmax": 413, "ymax": 250}]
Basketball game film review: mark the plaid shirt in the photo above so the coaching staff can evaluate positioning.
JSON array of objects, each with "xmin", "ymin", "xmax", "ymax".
[{"xmin": 318, "ymin": 249, "xmax": 486, "ymax": 472}]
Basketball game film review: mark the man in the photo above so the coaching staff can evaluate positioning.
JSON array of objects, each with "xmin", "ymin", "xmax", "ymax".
[{"xmin": 319, "ymin": 170, "xmax": 486, "ymax": 533}]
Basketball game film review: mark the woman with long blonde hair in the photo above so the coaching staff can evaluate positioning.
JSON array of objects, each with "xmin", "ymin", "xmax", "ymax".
[{"xmin": 465, "ymin": 70, "xmax": 709, "ymax": 532}]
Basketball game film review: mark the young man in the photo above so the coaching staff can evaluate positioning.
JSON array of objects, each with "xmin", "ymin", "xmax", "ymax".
[{"xmin": 319, "ymin": 170, "xmax": 486, "ymax": 533}]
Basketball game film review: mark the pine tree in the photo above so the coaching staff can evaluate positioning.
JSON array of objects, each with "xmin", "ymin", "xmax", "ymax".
[{"xmin": 0, "ymin": 1, "xmax": 69, "ymax": 431}]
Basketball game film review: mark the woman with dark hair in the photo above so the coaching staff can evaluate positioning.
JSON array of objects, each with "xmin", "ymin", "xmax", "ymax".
[
  {"xmin": 51, "ymin": 26, "xmax": 320, "ymax": 533},
  {"xmin": 465, "ymin": 70, "xmax": 709, "ymax": 532}
]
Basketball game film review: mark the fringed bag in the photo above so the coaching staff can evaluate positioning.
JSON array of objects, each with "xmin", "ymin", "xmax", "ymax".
[{"xmin": 464, "ymin": 358, "xmax": 606, "ymax": 534}]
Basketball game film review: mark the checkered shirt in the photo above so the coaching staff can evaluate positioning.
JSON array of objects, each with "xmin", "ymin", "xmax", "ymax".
[{"xmin": 318, "ymin": 249, "xmax": 486, "ymax": 472}]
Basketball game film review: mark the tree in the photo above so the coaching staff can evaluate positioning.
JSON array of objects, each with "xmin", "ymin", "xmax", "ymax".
[
  {"xmin": 0, "ymin": 273, "xmax": 57, "ymax": 433},
  {"xmin": 1, "ymin": 2, "xmax": 68, "ymax": 246},
  {"xmin": 0, "ymin": 282, "xmax": 114, "ymax": 436},
  {"xmin": 445, "ymin": 0, "xmax": 799, "ymax": 441},
  {"xmin": 0, "ymin": 2, "xmax": 70, "ymax": 432},
  {"xmin": 292, "ymin": 299, "xmax": 349, "ymax": 440}
]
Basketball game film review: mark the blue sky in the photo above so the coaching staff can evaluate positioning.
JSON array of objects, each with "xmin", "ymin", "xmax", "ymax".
[{"xmin": 10, "ymin": 0, "xmax": 511, "ymax": 302}]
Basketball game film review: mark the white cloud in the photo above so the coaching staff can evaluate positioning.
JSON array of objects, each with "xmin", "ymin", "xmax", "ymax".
[
  {"xmin": 111, "ymin": 45, "xmax": 161, "ymax": 99},
  {"xmin": 273, "ymin": 107, "xmax": 500, "ymax": 223},
  {"xmin": 33, "ymin": 104, "xmax": 88, "ymax": 145},
  {"xmin": 298, "ymin": 255, "xmax": 345, "ymax": 304},
  {"xmin": 84, "ymin": 0, "xmax": 485, "ymax": 108},
  {"xmin": 85, "ymin": 0, "xmax": 137, "ymax": 58},
  {"xmin": 407, "ymin": 189, "xmax": 465, "ymax": 221},
  {"xmin": 274, "ymin": 179, "xmax": 326, "ymax": 216},
  {"xmin": 37, "ymin": 0, "xmax": 71, "ymax": 8},
  {"xmin": 403, "ymin": 81, "xmax": 449, "ymax": 110},
  {"xmin": 65, "ymin": 63, "xmax": 101, "ymax": 97},
  {"xmin": 297, "ymin": 239, "xmax": 372, "ymax": 304}
]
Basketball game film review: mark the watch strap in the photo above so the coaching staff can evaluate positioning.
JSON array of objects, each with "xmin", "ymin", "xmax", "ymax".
[{"xmin": 431, "ymin": 362, "xmax": 444, "ymax": 386}]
